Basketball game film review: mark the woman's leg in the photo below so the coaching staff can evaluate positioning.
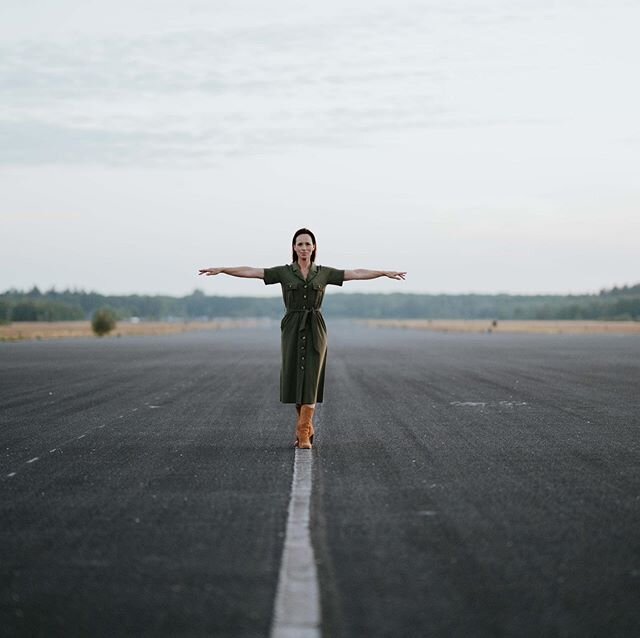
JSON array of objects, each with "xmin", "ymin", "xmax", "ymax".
[
  {"xmin": 296, "ymin": 403, "xmax": 315, "ymax": 411},
  {"xmin": 294, "ymin": 404, "xmax": 316, "ymax": 447},
  {"xmin": 295, "ymin": 404, "xmax": 316, "ymax": 449},
  {"xmin": 294, "ymin": 404, "xmax": 301, "ymax": 446}
]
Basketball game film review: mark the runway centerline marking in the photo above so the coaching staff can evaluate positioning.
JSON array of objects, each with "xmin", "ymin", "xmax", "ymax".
[{"xmin": 270, "ymin": 449, "xmax": 321, "ymax": 638}]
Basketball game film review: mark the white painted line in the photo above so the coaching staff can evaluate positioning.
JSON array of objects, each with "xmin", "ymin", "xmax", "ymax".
[
  {"xmin": 270, "ymin": 449, "xmax": 321, "ymax": 638},
  {"xmin": 450, "ymin": 401, "xmax": 486, "ymax": 407},
  {"xmin": 26, "ymin": 457, "xmax": 39, "ymax": 464},
  {"xmin": 7, "ymin": 472, "xmax": 17, "ymax": 478}
]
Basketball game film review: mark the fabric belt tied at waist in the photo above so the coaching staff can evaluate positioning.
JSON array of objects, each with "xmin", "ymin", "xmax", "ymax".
[{"xmin": 287, "ymin": 309, "xmax": 324, "ymax": 353}]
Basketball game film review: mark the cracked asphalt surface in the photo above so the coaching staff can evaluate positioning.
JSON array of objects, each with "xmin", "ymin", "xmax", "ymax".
[{"xmin": 1, "ymin": 323, "xmax": 639, "ymax": 637}]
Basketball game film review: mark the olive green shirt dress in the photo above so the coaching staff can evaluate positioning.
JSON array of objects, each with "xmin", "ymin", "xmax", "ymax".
[{"xmin": 264, "ymin": 262, "xmax": 345, "ymax": 404}]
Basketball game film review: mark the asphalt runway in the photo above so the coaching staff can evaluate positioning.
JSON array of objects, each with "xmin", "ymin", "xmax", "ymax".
[{"xmin": 1, "ymin": 323, "xmax": 639, "ymax": 637}]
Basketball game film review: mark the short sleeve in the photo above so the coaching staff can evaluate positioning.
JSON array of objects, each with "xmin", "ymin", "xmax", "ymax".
[
  {"xmin": 263, "ymin": 266, "xmax": 283, "ymax": 285},
  {"xmin": 324, "ymin": 267, "xmax": 345, "ymax": 287}
]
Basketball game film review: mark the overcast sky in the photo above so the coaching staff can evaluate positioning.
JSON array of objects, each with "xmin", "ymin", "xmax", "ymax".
[{"xmin": 1, "ymin": 0, "xmax": 638, "ymax": 297}]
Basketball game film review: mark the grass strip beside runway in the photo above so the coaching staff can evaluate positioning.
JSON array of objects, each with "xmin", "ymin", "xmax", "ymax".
[{"xmin": 365, "ymin": 319, "xmax": 640, "ymax": 334}]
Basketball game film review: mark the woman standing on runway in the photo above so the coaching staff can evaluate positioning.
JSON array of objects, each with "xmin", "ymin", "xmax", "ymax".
[{"xmin": 198, "ymin": 228, "xmax": 406, "ymax": 449}]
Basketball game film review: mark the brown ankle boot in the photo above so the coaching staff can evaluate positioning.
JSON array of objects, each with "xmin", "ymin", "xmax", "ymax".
[
  {"xmin": 295, "ymin": 405, "xmax": 315, "ymax": 449},
  {"xmin": 294, "ymin": 405, "xmax": 314, "ymax": 446}
]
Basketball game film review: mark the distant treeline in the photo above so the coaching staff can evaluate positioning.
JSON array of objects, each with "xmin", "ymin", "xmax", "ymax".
[{"xmin": 1, "ymin": 284, "xmax": 639, "ymax": 323}]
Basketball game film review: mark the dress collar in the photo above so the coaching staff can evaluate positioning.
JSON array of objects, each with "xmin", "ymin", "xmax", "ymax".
[{"xmin": 291, "ymin": 261, "xmax": 318, "ymax": 283}]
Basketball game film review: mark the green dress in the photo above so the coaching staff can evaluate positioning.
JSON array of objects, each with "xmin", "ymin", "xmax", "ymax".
[{"xmin": 264, "ymin": 262, "xmax": 345, "ymax": 404}]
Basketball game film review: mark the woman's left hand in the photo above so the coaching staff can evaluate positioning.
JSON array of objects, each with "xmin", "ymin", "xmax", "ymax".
[{"xmin": 385, "ymin": 271, "xmax": 407, "ymax": 280}]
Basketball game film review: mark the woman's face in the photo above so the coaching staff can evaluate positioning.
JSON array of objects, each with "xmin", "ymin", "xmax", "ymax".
[{"xmin": 293, "ymin": 234, "xmax": 315, "ymax": 261}]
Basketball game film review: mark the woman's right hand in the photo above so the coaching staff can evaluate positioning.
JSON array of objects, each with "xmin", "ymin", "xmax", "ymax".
[{"xmin": 198, "ymin": 266, "xmax": 264, "ymax": 279}]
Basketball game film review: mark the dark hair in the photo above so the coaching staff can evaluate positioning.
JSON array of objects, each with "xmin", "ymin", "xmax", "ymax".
[{"xmin": 291, "ymin": 228, "xmax": 317, "ymax": 263}]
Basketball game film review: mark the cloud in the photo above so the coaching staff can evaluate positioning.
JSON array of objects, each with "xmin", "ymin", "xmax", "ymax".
[
  {"xmin": 1, "ymin": 1, "xmax": 633, "ymax": 166},
  {"xmin": 0, "ymin": 5, "xmax": 471, "ymax": 165}
]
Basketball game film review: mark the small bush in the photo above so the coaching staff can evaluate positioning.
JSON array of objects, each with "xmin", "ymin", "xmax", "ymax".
[{"xmin": 92, "ymin": 308, "xmax": 117, "ymax": 336}]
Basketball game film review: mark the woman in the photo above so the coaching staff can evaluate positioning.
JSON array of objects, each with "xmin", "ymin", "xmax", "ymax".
[{"xmin": 198, "ymin": 228, "xmax": 406, "ymax": 449}]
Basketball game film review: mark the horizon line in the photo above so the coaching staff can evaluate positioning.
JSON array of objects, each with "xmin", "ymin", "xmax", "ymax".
[{"xmin": 2, "ymin": 283, "xmax": 638, "ymax": 299}]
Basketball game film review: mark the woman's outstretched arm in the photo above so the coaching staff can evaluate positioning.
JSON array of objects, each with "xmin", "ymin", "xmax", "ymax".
[
  {"xmin": 198, "ymin": 267, "xmax": 264, "ymax": 279},
  {"xmin": 344, "ymin": 269, "xmax": 406, "ymax": 281}
]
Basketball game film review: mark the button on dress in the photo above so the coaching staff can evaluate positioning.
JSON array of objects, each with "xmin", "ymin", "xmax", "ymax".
[{"xmin": 264, "ymin": 263, "xmax": 345, "ymax": 404}]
